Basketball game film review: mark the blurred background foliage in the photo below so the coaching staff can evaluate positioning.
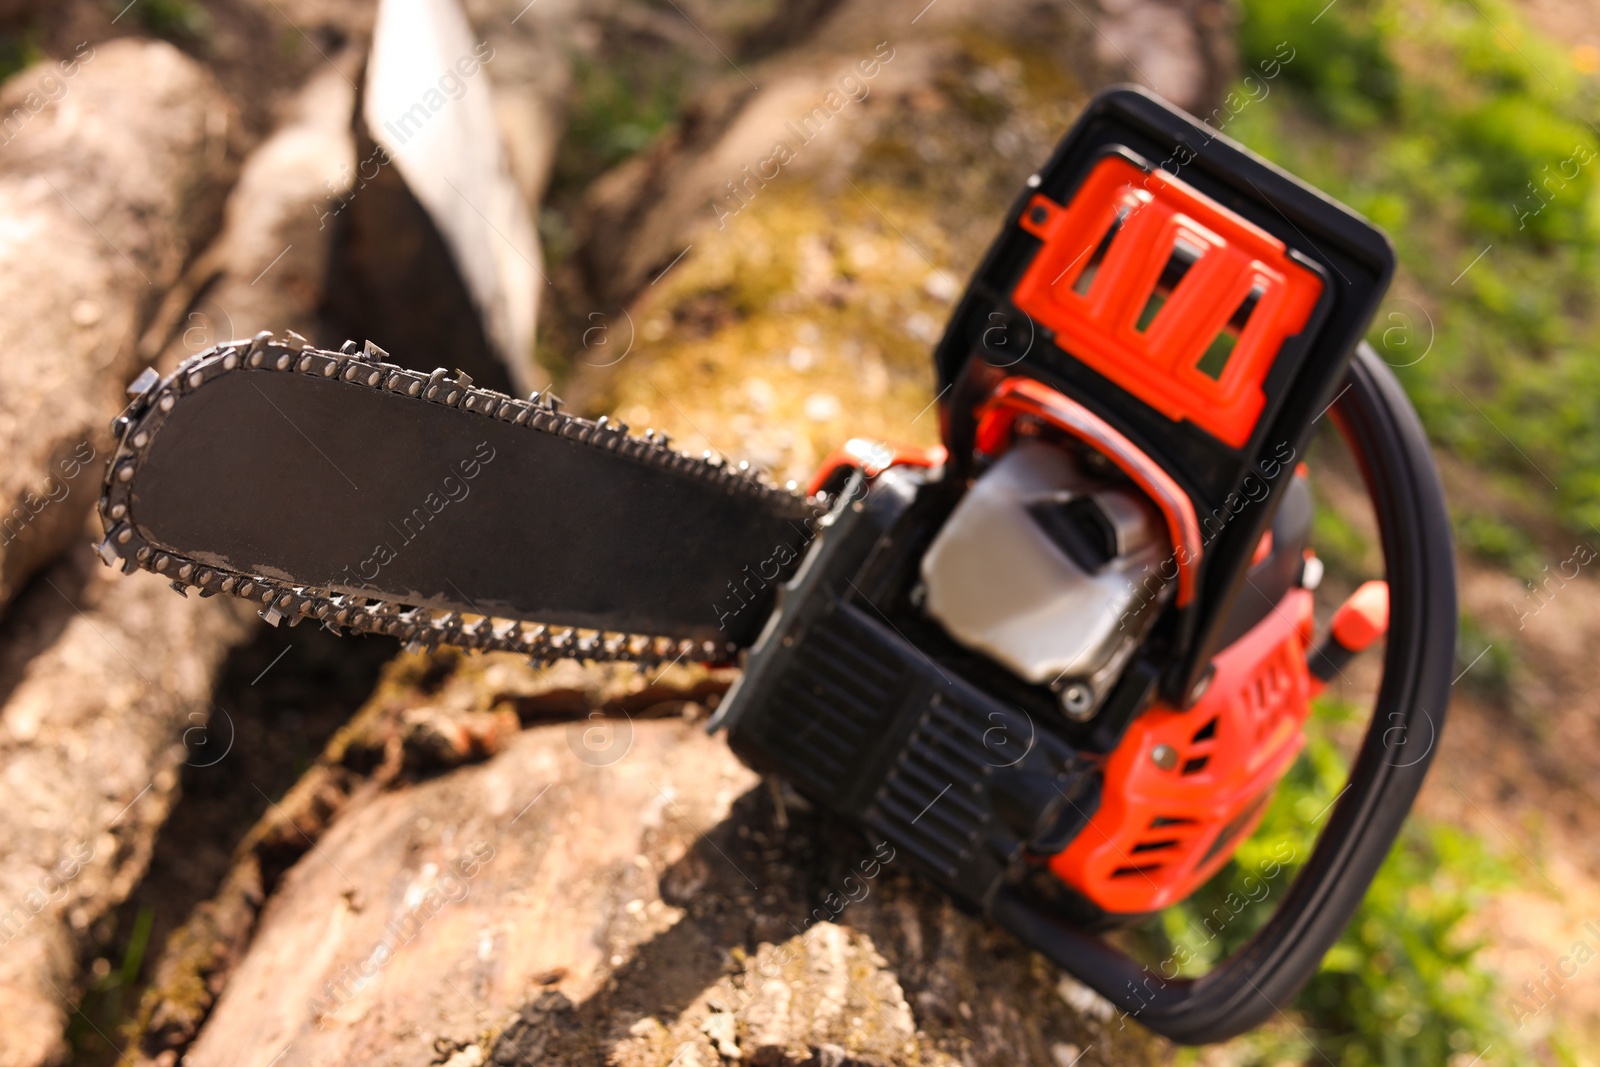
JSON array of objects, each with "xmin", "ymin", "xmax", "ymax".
[
  {"xmin": 1138, "ymin": 1, "xmax": 1600, "ymax": 1062},
  {"xmin": 1232, "ymin": 0, "xmax": 1600, "ymax": 536}
]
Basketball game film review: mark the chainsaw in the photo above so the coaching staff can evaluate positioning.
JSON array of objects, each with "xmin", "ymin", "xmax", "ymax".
[{"xmin": 96, "ymin": 87, "xmax": 1455, "ymax": 1044}]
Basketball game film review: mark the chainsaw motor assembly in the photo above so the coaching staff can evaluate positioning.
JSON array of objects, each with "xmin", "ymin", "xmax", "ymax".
[
  {"xmin": 716, "ymin": 88, "xmax": 1457, "ymax": 1042},
  {"xmin": 919, "ymin": 437, "xmax": 1173, "ymax": 720}
]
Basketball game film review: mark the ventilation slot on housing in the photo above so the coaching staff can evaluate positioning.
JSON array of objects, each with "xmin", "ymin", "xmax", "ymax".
[
  {"xmin": 1149, "ymin": 815, "xmax": 1197, "ymax": 829},
  {"xmin": 1181, "ymin": 755, "xmax": 1211, "ymax": 776},
  {"xmin": 1071, "ymin": 206, "xmax": 1130, "ymax": 296},
  {"xmin": 1197, "ymin": 281, "xmax": 1266, "ymax": 380},
  {"xmin": 1134, "ymin": 237, "xmax": 1205, "ymax": 332},
  {"xmin": 872, "ymin": 695, "xmax": 992, "ymax": 878},
  {"xmin": 1131, "ymin": 838, "xmax": 1180, "ymax": 854},
  {"xmin": 1191, "ymin": 716, "xmax": 1219, "ymax": 743},
  {"xmin": 1111, "ymin": 862, "xmax": 1166, "ymax": 879},
  {"xmin": 760, "ymin": 610, "xmax": 906, "ymax": 794}
]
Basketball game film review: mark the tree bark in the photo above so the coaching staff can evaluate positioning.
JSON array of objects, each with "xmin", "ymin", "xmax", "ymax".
[
  {"xmin": 0, "ymin": 47, "xmax": 372, "ymax": 1067},
  {"xmin": 139, "ymin": 57, "xmax": 363, "ymax": 372},
  {"xmin": 0, "ymin": 40, "xmax": 237, "ymax": 614},
  {"xmin": 175, "ymin": 655, "xmax": 1157, "ymax": 1067},
  {"xmin": 1081, "ymin": 0, "xmax": 1238, "ymax": 115},
  {"xmin": 0, "ymin": 548, "xmax": 254, "ymax": 1067}
]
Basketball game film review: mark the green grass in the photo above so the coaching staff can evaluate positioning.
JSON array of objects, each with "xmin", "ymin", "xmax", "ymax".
[
  {"xmin": 117, "ymin": 0, "xmax": 211, "ymax": 40},
  {"xmin": 1454, "ymin": 509, "xmax": 1545, "ymax": 580},
  {"xmin": 1229, "ymin": 0, "xmax": 1600, "ymax": 535},
  {"xmin": 1311, "ymin": 496, "xmax": 1375, "ymax": 578},
  {"xmin": 65, "ymin": 905, "xmax": 156, "ymax": 1059},
  {"xmin": 0, "ymin": 31, "xmax": 43, "ymax": 84},
  {"xmin": 550, "ymin": 49, "xmax": 693, "ymax": 202}
]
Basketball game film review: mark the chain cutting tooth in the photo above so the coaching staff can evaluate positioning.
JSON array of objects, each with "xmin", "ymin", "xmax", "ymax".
[{"xmin": 247, "ymin": 331, "xmax": 271, "ymax": 366}]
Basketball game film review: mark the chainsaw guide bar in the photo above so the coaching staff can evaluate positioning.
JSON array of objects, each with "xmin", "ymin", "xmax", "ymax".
[{"xmin": 97, "ymin": 334, "xmax": 815, "ymax": 665}]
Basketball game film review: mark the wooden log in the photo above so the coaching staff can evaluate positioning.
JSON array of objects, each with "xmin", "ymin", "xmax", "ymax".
[
  {"xmin": 126, "ymin": 651, "xmax": 739, "ymax": 1064},
  {"xmin": 334, "ymin": 0, "xmax": 554, "ymax": 395},
  {"xmin": 571, "ymin": 0, "xmax": 1235, "ymax": 316},
  {"xmin": 463, "ymin": 0, "xmax": 621, "ymax": 209},
  {"xmin": 179, "ymin": 655, "xmax": 1159, "ymax": 1066},
  {"xmin": 139, "ymin": 59, "xmax": 362, "ymax": 371},
  {"xmin": 0, "ymin": 40, "xmax": 236, "ymax": 614},
  {"xmin": 1080, "ymin": 0, "xmax": 1238, "ymax": 114},
  {"xmin": 570, "ymin": 0, "xmax": 1100, "ymax": 312},
  {"xmin": 0, "ymin": 547, "xmax": 254, "ymax": 1067},
  {"xmin": 0, "ymin": 52, "xmax": 382, "ymax": 1067}
]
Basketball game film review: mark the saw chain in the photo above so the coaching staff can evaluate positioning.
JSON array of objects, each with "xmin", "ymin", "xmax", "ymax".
[{"xmin": 96, "ymin": 332, "xmax": 809, "ymax": 667}]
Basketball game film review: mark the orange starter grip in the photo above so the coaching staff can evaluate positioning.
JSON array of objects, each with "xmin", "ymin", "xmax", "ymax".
[{"xmin": 1330, "ymin": 579, "xmax": 1389, "ymax": 652}]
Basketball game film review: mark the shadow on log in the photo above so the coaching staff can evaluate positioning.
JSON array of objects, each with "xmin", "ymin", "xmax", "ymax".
[{"xmin": 180, "ymin": 708, "xmax": 1157, "ymax": 1066}]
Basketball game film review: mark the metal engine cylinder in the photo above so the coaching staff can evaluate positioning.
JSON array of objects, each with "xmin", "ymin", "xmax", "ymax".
[{"xmin": 920, "ymin": 440, "xmax": 1173, "ymax": 716}]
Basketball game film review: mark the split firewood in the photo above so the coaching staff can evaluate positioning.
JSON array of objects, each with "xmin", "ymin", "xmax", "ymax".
[{"xmin": 140, "ymin": 58, "xmax": 363, "ymax": 374}]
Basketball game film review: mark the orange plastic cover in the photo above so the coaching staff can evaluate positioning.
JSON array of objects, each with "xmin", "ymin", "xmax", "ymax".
[
  {"xmin": 806, "ymin": 439, "xmax": 948, "ymax": 497},
  {"xmin": 1049, "ymin": 588, "xmax": 1316, "ymax": 914},
  {"xmin": 1330, "ymin": 579, "xmax": 1389, "ymax": 652},
  {"xmin": 1013, "ymin": 156, "xmax": 1324, "ymax": 449}
]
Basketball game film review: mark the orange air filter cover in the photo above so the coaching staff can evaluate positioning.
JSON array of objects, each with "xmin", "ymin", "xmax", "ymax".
[{"xmin": 1012, "ymin": 155, "xmax": 1325, "ymax": 449}]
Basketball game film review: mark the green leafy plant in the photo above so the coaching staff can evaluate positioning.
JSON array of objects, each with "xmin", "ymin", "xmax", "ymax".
[
  {"xmin": 1453, "ymin": 509, "xmax": 1543, "ymax": 579},
  {"xmin": 0, "ymin": 30, "xmax": 42, "ymax": 84},
  {"xmin": 1456, "ymin": 609, "xmax": 1517, "ymax": 702},
  {"xmin": 1239, "ymin": 0, "xmax": 1399, "ymax": 126},
  {"xmin": 1295, "ymin": 808, "xmax": 1515, "ymax": 1065},
  {"xmin": 65, "ymin": 905, "xmax": 156, "ymax": 1060},
  {"xmin": 551, "ymin": 50, "xmax": 691, "ymax": 199},
  {"xmin": 124, "ymin": 0, "xmax": 211, "ymax": 41}
]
